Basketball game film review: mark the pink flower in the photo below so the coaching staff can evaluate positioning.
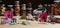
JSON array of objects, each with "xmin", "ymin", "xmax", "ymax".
[{"xmin": 4, "ymin": 10, "xmax": 14, "ymax": 19}]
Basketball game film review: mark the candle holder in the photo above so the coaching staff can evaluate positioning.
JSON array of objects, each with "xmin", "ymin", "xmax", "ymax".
[
  {"xmin": 1, "ymin": 4, "xmax": 6, "ymax": 15},
  {"xmin": 21, "ymin": 4, "xmax": 26, "ymax": 10},
  {"xmin": 15, "ymin": 1, "xmax": 20, "ymax": 5},
  {"xmin": 15, "ymin": 6, "xmax": 20, "ymax": 16},
  {"xmin": 8, "ymin": 5, "xmax": 13, "ymax": 8},
  {"xmin": 15, "ymin": 1, "xmax": 20, "ymax": 16}
]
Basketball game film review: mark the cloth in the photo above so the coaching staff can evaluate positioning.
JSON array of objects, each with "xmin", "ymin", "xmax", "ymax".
[{"xmin": 39, "ymin": 12, "xmax": 48, "ymax": 22}]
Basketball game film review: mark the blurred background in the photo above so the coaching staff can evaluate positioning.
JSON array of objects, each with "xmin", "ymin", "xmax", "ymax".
[{"xmin": 0, "ymin": 0, "xmax": 60, "ymax": 16}]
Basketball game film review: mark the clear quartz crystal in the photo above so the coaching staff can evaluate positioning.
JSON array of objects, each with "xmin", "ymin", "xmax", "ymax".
[{"xmin": 15, "ymin": 15, "xmax": 20, "ymax": 23}]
